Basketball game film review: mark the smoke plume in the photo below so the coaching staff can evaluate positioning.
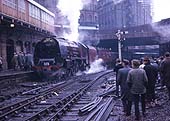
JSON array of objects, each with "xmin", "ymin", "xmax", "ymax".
[
  {"xmin": 113, "ymin": 0, "xmax": 125, "ymax": 4},
  {"xmin": 57, "ymin": 0, "xmax": 91, "ymax": 42},
  {"xmin": 85, "ymin": 58, "xmax": 106, "ymax": 74},
  {"xmin": 151, "ymin": 0, "xmax": 170, "ymax": 42},
  {"xmin": 152, "ymin": 0, "xmax": 170, "ymax": 22},
  {"xmin": 57, "ymin": 0, "xmax": 83, "ymax": 42},
  {"xmin": 152, "ymin": 23, "xmax": 170, "ymax": 43}
]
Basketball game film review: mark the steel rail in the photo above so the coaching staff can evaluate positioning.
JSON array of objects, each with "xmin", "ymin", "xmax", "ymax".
[
  {"xmin": 45, "ymin": 71, "xmax": 113, "ymax": 121},
  {"xmin": 25, "ymin": 90, "xmax": 102, "ymax": 120},
  {"xmin": 1, "ymin": 70, "xmax": 113, "ymax": 121},
  {"xmin": 94, "ymin": 97, "xmax": 115, "ymax": 121},
  {"xmin": 83, "ymin": 97, "xmax": 114, "ymax": 121},
  {"xmin": 84, "ymin": 104, "xmax": 105, "ymax": 121},
  {"xmin": 23, "ymin": 91, "xmax": 81, "ymax": 121},
  {"xmin": 46, "ymin": 83, "xmax": 92, "ymax": 121},
  {"xmin": 22, "ymin": 72, "xmax": 110, "ymax": 121},
  {"xmin": 0, "ymin": 81, "xmax": 72, "ymax": 120},
  {"xmin": 79, "ymin": 97, "xmax": 103, "ymax": 114}
]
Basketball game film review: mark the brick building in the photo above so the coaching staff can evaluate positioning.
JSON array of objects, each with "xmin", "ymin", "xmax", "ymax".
[{"xmin": 0, "ymin": 0, "xmax": 54, "ymax": 69}]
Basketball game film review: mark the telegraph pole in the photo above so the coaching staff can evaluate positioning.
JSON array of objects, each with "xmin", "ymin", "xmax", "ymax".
[{"xmin": 116, "ymin": 30, "xmax": 122, "ymax": 61}]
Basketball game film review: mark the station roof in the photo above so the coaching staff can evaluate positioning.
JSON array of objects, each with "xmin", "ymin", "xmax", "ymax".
[
  {"xmin": 54, "ymin": 25, "xmax": 99, "ymax": 30},
  {"xmin": 27, "ymin": 0, "xmax": 55, "ymax": 17}
]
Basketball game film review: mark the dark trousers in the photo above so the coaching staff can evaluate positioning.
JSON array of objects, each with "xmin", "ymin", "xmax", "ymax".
[
  {"xmin": 121, "ymin": 91, "xmax": 132, "ymax": 113},
  {"xmin": 147, "ymin": 85, "xmax": 155, "ymax": 102},
  {"xmin": 167, "ymin": 86, "xmax": 170, "ymax": 100},
  {"xmin": 0, "ymin": 64, "xmax": 2, "ymax": 71},
  {"xmin": 116, "ymin": 82, "xmax": 119, "ymax": 96},
  {"xmin": 116, "ymin": 74, "xmax": 119, "ymax": 96},
  {"xmin": 126, "ymin": 100, "xmax": 132, "ymax": 115},
  {"xmin": 133, "ymin": 94, "xmax": 146, "ymax": 118}
]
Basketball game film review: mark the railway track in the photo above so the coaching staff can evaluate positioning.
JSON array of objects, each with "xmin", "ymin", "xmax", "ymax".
[
  {"xmin": 0, "ymin": 71, "xmax": 37, "ymax": 102},
  {"xmin": 2, "ymin": 70, "xmax": 168, "ymax": 121},
  {"xmin": 0, "ymin": 71, "xmax": 114, "ymax": 121},
  {"xmin": 57, "ymin": 71, "xmax": 116, "ymax": 121},
  {"xmin": 0, "ymin": 71, "xmax": 93, "ymax": 104}
]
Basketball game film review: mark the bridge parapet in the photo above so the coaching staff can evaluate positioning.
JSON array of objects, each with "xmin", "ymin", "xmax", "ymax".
[{"xmin": 99, "ymin": 24, "xmax": 161, "ymax": 40}]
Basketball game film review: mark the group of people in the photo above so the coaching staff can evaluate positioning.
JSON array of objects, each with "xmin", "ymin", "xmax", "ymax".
[
  {"xmin": 11, "ymin": 52, "xmax": 33, "ymax": 71},
  {"xmin": 114, "ymin": 52, "xmax": 170, "ymax": 120}
]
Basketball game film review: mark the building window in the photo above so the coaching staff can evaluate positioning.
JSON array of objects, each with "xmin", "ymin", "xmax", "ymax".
[
  {"xmin": 89, "ymin": 15, "xmax": 92, "ymax": 22},
  {"xmin": 41, "ymin": 11, "xmax": 54, "ymax": 25},
  {"xmin": 29, "ymin": 4, "xmax": 40, "ymax": 20},
  {"xmin": 95, "ymin": 16, "xmax": 98, "ymax": 22},
  {"xmin": 18, "ymin": 0, "xmax": 26, "ymax": 12},
  {"xmin": 81, "ymin": 14, "xmax": 84, "ymax": 21},
  {"xmin": 3, "ymin": 0, "xmax": 17, "ymax": 9}
]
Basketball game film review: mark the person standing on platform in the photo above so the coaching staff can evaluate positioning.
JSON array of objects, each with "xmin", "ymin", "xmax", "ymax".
[
  {"xmin": 114, "ymin": 58, "xmax": 123, "ymax": 97},
  {"xmin": 12, "ymin": 53, "xmax": 18, "ymax": 70},
  {"xmin": 160, "ymin": 52, "xmax": 170, "ymax": 100},
  {"xmin": 127, "ymin": 59, "xmax": 148, "ymax": 120},
  {"xmin": 117, "ymin": 59, "xmax": 132, "ymax": 114}
]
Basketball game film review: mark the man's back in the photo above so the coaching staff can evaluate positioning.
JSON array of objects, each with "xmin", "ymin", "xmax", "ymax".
[
  {"xmin": 118, "ymin": 67, "xmax": 131, "ymax": 91},
  {"xmin": 127, "ymin": 68, "xmax": 148, "ymax": 94},
  {"xmin": 160, "ymin": 57, "xmax": 170, "ymax": 86}
]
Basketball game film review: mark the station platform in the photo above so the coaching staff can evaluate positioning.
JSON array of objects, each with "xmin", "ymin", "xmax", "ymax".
[
  {"xmin": 0, "ymin": 70, "xmax": 33, "ymax": 77},
  {"xmin": 0, "ymin": 70, "xmax": 34, "ymax": 82}
]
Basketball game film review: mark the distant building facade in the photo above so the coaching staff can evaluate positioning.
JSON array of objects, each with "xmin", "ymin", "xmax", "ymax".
[
  {"xmin": 79, "ymin": 0, "xmax": 98, "ymax": 27},
  {"xmin": 97, "ymin": 0, "xmax": 152, "ymax": 33},
  {"xmin": 79, "ymin": 0, "xmax": 99, "ymax": 45},
  {"xmin": 97, "ymin": 0, "xmax": 157, "ymax": 59}
]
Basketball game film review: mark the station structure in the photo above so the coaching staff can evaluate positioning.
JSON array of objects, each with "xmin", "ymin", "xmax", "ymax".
[{"xmin": 0, "ymin": 0, "xmax": 169, "ymax": 70}]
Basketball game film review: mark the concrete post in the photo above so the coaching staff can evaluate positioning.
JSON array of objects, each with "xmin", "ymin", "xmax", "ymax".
[
  {"xmin": 116, "ymin": 30, "xmax": 122, "ymax": 61},
  {"xmin": 118, "ymin": 39, "xmax": 122, "ymax": 61}
]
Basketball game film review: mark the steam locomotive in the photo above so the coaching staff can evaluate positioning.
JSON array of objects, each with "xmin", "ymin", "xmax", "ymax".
[{"xmin": 33, "ymin": 37, "xmax": 114, "ymax": 80}]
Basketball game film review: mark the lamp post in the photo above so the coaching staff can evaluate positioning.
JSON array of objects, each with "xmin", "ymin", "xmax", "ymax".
[
  {"xmin": 115, "ymin": 30, "xmax": 122, "ymax": 61},
  {"xmin": 115, "ymin": 29, "xmax": 128, "ymax": 61}
]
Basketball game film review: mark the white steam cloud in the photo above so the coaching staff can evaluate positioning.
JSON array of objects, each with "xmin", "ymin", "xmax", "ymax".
[
  {"xmin": 152, "ymin": 0, "xmax": 170, "ymax": 22},
  {"xmin": 76, "ymin": 58, "xmax": 106, "ymax": 75},
  {"xmin": 113, "ymin": 0, "xmax": 125, "ymax": 4},
  {"xmin": 57, "ymin": 0, "xmax": 83, "ymax": 42},
  {"xmin": 152, "ymin": 23, "xmax": 170, "ymax": 43},
  {"xmin": 151, "ymin": 0, "xmax": 170, "ymax": 41},
  {"xmin": 85, "ymin": 58, "xmax": 106, "ymax": 74},
  {"xmin": 57, "ymin": 0, "xmax": 91, "ymax": 42}
]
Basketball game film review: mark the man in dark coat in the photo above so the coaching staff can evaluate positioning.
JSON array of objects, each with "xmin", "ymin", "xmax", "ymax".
[
  {"xmin": 114, "ymin": 58, "xmax": 123, "ymax": 96},
  {"xmin": 143, "ymin": 57, "xmax": 158, "ymax": 106},
  {"xmin": 117, "ymin": 59, "xmax": 132, "ymax": 114},
  {"xmin": 160, "ymin": 52, "xmax": 170, "ymax": 100}
]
